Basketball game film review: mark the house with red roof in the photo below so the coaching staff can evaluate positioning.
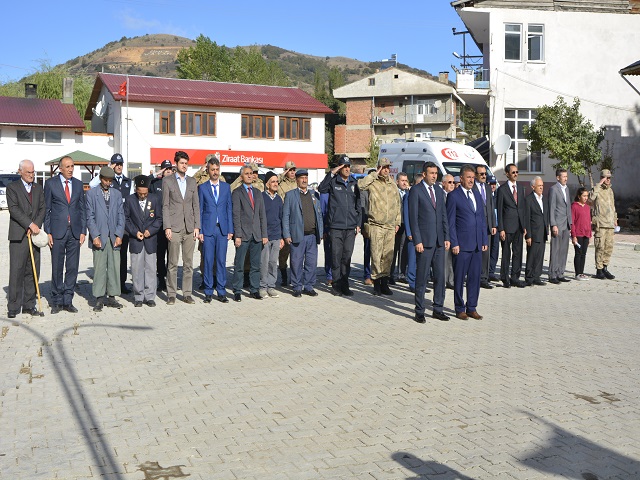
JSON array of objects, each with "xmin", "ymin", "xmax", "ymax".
[{"xmin": 85, "ymin": 73, "xmax": 333, "ymax": 181}]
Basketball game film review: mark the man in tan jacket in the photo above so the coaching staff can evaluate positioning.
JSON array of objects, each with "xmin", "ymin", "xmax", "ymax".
[
  {"xmin": 358, "ymin": 157, "xmax": 401, "ymax": 296},
  {"xmin": 590, "ymin": 169, "xmax": 617, "ymax": 279}
]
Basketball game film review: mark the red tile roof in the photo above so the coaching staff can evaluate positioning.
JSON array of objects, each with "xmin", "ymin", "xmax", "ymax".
[
  {"xmin": 0, "ymin": 96, "xmax": 85, "ymax": 128},
  {"xmin": 85, "ymin": 73, "xmax": 334, "ymax": 120}
]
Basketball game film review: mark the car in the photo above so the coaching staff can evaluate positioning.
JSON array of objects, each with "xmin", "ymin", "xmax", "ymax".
[{"xmin": 0, "ymin": 174, "xmax": 20, "ymax": 209}]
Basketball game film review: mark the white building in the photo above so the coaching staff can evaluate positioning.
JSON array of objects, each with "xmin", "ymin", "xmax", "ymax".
[
  {"xmin": 452, "ymin": 0, "xmax": 640, "ymax": 203},
  {"xmin": 85, "ymin": 73, "xmax": 333, "ymax": 184}
]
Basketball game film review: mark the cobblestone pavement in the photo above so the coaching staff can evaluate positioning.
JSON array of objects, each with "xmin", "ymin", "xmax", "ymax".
[{"xmin": 1, "ymin": 209, "xmax": 639, "ymax": 480}]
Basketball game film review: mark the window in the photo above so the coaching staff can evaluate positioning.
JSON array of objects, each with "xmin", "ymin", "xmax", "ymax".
[
  {"xmin": 504, "ymin": 109, "xmax": 541, "ymax": 173},
  {"xmin": 417, "ymin": 100, "xmax": 438, "ymax": 116},
  {"xmin": 181, "ymin": 111, "xmax": 216, "ymax": 136},
  {"xmin": 154, "ymin": 110, "xmax": 175, "ymax": 134},
  {"xmin": 528, "ymin": 24, "xmax": 544, "ymax": 61},
  {"xmin": 505, "ymin": 24, "xmax": 522, "ymax": 61},
  {"xmin": 241, "ymin": 115, "xmax": 274, "ymax": 139},
  {"xmin": 279, "ymin": 116, "xmax": 311, "ymax": 140},
  {"xmin": 368, "ymin": 78, "xmax": 375, "ymax": 86},
  {"xmin": 17, "ymin": 130, "xmax": 62, "ymax": 143}
]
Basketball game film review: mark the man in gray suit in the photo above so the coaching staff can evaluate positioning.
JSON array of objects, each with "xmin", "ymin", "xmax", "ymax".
[
  {"xmin": 6, "ymin": 160, "xmax": 45, "ymax": 318},
  {"xmin": 473, "ymin": 165, "xmax": 496, "ymax": 289},
  {"xmin": 86, "ymin": 166, "xmax": 125, "ymax": 311},
  {"xmin": 231, "ymin": 165, "xmax": 268, "ymax": 301},
  {"xmin": 162, "ymin": 151, "xmax": 200, "ymax": 305},
  {"xmin": 548, "ymin": 168, "xmax": 572, "ymax": 284}
]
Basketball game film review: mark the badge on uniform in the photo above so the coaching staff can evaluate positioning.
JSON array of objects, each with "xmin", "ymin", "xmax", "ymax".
[{"xmin": 149, "ymin": 210, "xmax": 155, "ymax": 218}]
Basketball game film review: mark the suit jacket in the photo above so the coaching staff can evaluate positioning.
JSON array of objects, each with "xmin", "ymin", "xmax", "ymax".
[
  {"xmin": 198, "ymin": 181, "xmax": 233, "ymax": 236},
  {"xmin": 525, "ymin": 192, "xmax": 549, "ymax": 243},
  {"xmin": 403, "ymin": 190, "xmax": 412, "ymax": 239},
  {"xmin": 86, "ymin": 187, "xmax": 125, "ymax": 250},
  {"xmin": 124, "ymin": 192, "xmax": 163, "ymax": 254},
  {"xmin": 232, "ymin": 184, "xmax": 268, "ymax": 242},
  {"xmin": 162, "ymin": 174, "xmax": 200, "ymax": 233},
  {"xmin": 548, "ymin": 183, "xmax": 572, "ymax": 231},
  {"xmin": 44, "ymin": 175, "xmax": 86, "ymax": 240},
  {"xmin": 446, "ymin": 187, "xmax": 488, "ymax": 251},
  {"xmin": 473, "ymin": 182, "xmax": 496, "ymax": 233},
  {"xmin": 408, "ymin": 182, "xmax": 448, "ymax": 248},
  {"xmin": 7, "ymin": 180, "xmax": 45, "ymax": 241},
  {"xmin": 282, "ymin": 188, "xmax": 324, "ymax": 244},
  {"xmin": 497, "ymin": 181, "xmax": 526, "ymax": 234}
]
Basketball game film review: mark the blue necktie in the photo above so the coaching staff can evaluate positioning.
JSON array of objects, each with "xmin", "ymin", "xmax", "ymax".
[
  {"xmin": 467, "ymin": 190, "xmax": 476, "ymax": 211},
  {"xmin": 213, "ymin": 183, "xmax": 218, "ymax": 203}
]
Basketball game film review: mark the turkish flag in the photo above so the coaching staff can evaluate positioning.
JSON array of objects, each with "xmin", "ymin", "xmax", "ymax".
[{"xmin": 118, "ymin": 80, "xmax": 127, "ymax": 97}]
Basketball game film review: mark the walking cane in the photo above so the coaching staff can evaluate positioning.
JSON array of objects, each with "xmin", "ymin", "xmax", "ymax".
[{"xmin": 27, "ymin": 231, "xmax": 45, "ymax": 316}]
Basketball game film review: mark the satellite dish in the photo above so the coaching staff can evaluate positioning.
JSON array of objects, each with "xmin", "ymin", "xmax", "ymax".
[
  {"xmin": 93, "ymin": 99, "xmax": 105, "ymax": 118},
  {"xmin": 434, "ymin": 100, "xmax": 442, "ymax": 109},
  {"xmin": 494, "ymin": 134, "xmax": 512, "ymax": 155}
]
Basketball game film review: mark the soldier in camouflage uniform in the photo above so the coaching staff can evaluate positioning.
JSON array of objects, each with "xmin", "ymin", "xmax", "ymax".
[
  {"xmin": 590, "ymin": 169, "xmax": 617, "ymax": 279},
  {"xmin": 358, "ymin": 157, "xmax": 401, "ymax": 296},
  {"xmin": 277, "ymin": 161, "xmax": 298, "ymax": 285}
]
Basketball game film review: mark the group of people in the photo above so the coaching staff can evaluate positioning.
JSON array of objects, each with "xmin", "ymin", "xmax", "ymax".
[{"xmin": 6, "ymin": 151, "xmax": 618, "ymax": 321}]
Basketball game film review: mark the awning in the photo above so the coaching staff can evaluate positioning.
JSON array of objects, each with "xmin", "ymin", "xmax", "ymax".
[
  {"xmin": 46, "ymin": 150, "xmax": 110, "ymax": 179},
  {"xmin": 619, "ymin": 59, "xmax": 640, "ymax": 76}
]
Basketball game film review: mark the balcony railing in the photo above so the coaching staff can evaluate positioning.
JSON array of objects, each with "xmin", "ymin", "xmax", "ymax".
[
  {"xmin": 457, "ymin": 68, "xmax": 490, "ymax": 91},
  {"xmin": 373, "ymin": 109, "xmax": 453, "ymax": 125}
]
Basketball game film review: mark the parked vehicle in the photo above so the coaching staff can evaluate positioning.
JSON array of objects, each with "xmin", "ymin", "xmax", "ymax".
[{"xmin": 0, "ymin": 174, "xmax": 20, "ymax": 209}]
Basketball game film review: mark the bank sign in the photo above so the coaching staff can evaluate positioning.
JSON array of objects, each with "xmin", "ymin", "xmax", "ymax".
[{"xmin": 150, "ymin": 148, "xmax": 327, "ymax": 168}]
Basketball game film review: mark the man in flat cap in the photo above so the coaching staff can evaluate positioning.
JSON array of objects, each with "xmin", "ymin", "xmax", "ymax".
[
  {"xmin": 358, "ymin": 158, "xmax": 401, "ymax": 296},
  {"xmin": 277, "ymin": 161, "xmax": 297, "ymax": 286},
  {"xmin": 86, "ymin": 166, "xmax": 125, "ymax": 311},
  {"xmin": 590, "ymin": 169, "xmax": 617, "ymax": 279},
  {"xmin": 150, "ymin": 160, "xmax": 174, "ymax": 291},
  {"xmin": 125, "ymin": 175, "xmax": 163, "ymax": 307}
]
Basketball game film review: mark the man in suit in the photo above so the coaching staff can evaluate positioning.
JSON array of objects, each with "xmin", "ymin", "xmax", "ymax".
[
  {"xmin": 7, "ymin": 160, "xmax": 45, "ymax": 318},
  {"xmin": 496, "ymin": 163, "xmax": 527, "ymax": 288},
  {"xmin": 525, "ymin": 177, "xmax": 549, "ymax": 286},
  {"xmin": 231, "ymin": 165, "xmax": 268, "ymax": 301},
  {"xmin": 403, "ymin": 172, "xmax": 423, "ymax": 294},
  {"xmin": 86, "ymin": 167, "xmax": 125, "ymax": 311},
  {"xmin": 548, "ymin": 168, "xmax": 572, "ymax": 284},
  {"xmin": 447, "ymin": 164, "xmax": 488, "ymax": 320},
  {"xmin": 390, "ymin": 172, "xmax": 409, "ymax": 285},
  {"xmin": 473, "ymin": 165, "xmax": 497, "ymax": 289},
  {"xmin": 409, "ymin": 162, "xmax": 450, "ymax": 323},
  {"xmin": 283, "ymin": 169, "xmax": 324, "ymax": 297},
  {"xmin": 44, "ymin": 155, "xmax": 87, "ymax": 314},
  {"xmin": 162, "ymin": 150, "xmax": 200, "ymax": 305},
  {"xmin": 198, "ymin": 156, "xmax": 233, "ymax": 303},
  {"xmin": 150, "ymin": 160, "xmax": 173, "ymax": 291},
  {"xmin": 441, "ymin": 174, "xmax": 456, "ymax": 289},
  {"xmin": 125, "ymin": 175, "xmax": 163, "ymax": 307},
  {"xmin": 487, "ymin": 176, "xmax": 500, "ymax": 282}
]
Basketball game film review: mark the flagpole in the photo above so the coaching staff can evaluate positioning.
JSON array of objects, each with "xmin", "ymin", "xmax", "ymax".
[{"xmin": 126, "ymin": 75, "xmax": 129, "ymax": 175}]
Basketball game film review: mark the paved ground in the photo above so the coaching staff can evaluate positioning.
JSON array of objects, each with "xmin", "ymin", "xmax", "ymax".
[{"xmin": 1, "ymin": 208, "xmax": 639, "ymax": 480}]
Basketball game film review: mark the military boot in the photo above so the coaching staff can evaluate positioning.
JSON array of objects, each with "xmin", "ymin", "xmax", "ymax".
[
  {"xmin": 603, "ymin": 266, "xmax": 615, "ymax": 279},
  {"xmin": 380, "ymin": 277, "xmax": 393, "ymax": 295},
  {"xmin": 595, "ymin": 269, "xmax": 606, "ymax": 279},
  {"xmin": 372, "ymin": 279, "xmax": 382, "ymax": 296}
]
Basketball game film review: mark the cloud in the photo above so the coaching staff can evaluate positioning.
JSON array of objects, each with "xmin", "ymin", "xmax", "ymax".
[{"xmin": 117, "ymin": 9, "xmax": 187, "ymax": 36}]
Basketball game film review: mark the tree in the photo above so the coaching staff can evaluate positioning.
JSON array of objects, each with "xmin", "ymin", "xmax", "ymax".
[
  {"xmin": 367, "ymin": 136, "xmax": 379, "ymax": 168},
  {"xmin": 524, "ymin": 97, "xmax": 605, "ymax": 187},
  {"xmin": 460, "ymin": 104, "xmax": 484, "ymax": 140}
]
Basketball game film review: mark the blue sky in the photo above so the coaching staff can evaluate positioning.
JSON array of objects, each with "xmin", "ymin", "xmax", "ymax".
[{"xmin": 1, "ymin": 0, "xmax": 480, "ymax": 83}]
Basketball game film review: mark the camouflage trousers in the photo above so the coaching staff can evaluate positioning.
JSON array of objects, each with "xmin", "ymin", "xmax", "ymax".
[
  {"xmin": 594, "ymin": 227, "xmax": 614, "ymax": 269},
  {"xmin": 369, "ymin": 224, "xmax": 395, "ymax": 280}
]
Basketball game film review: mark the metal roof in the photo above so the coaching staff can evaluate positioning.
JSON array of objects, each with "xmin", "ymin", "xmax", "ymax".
[
  {"xmin": 620, "ymin": 59, "xmax": 640, "ymax": 76},
  {"xmin": 85, "ymin": 73, "xmax": 334, "ymax": 120},
  {"xmin": 0, "ymin": 96, "xmax": 85, "ymax": 128},
  {"xmin": 45, "ymin": 150, "xmax": 110, "ymax": 165}
]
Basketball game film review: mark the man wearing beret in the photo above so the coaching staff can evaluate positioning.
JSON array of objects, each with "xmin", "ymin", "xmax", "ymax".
[
  {"xmin": 590, "ymin": 169, "xmax": 618, "ymax": 279},
  {"xmin": 86, "ymin": 166, "xmax": 125, "ymax": 311},
  {"xmin": 125, "ymin": 175, "xmax": 163, "ymax": 307}
]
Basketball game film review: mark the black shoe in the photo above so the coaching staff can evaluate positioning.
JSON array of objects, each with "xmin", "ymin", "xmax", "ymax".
[
  {"xmin": 134, "ymin": 301, "xmax": 143, "ymax": 307},
  {"xmin": 64, "ymin": 304, "xmax": 78, "ymax": 313},
  {"xmin": 146, "ymin": 300, "xmax": 156, "ymax": 307},
  {"xmin": 167, "ymin": 296, "xmax": 176, "ymax": 305},
  {"xmin": 157, "ymin": 282, "xmax": 166, "ymax": 292},
  {"xmin": 388, "ymin": 277, "xmax": 396, "ymax": 286},
  {"xmin": 233, "ymin": 293, "xmax": 242, "ymax": 302},
  {"xmin": 203, "ymin": 295, "xmax": 212, "ymax": 303},
  {"xmin": 303, "ymin": 289, "xmax": 318, "ymax": 297},
  {"xmin": 548, "ymin": 277, "xmax": 560, "ymax": 284},
  {"xmin": 8, "ymin": 310, "xmax": 18, "ymax": 319},
  {"xmin": 372, "ymin": 279, "xmax": 382, "ymax": 296},
  {"xmin": 292, "ymin": 290, "xmax": 302, "ymax": 298},
  {"xmin": 341, "ymin": 285, "xmax": 354, "ymax": 297},
  {"xmin": 603, "ymin": 266, "xmax": 615, "ymax": 279},
  {"xmin": 446, "ymin": 282, "xmax": 454, "ymax": 290},
  {"xmin": 121, "ymin": 285, "xmax": 132, "ymax": 294},
  {"xmin": 595, "ymin": 269, "xmax": 606, "ymax": 279},
  {"xmin": 198, "ymin": 282, "xmax": 205, "ymax": 291},
  {"xmin": 414, "ymin": 314, "xmax": 426, "ymax": 324},
  {"xmin": 250, "ymin": 292, "xmax": 263, "ymax": 300},
  {"xmin": 93, "ymin": 299, "xmax": 104, "ymax": 312},
  {"xmin": 331, "ymin": 285, "xmax": 343, "ymax": 296},
  {"xmin": 380, "ymin": 277, "xmax": 393, "ymax": 295},
  {"xmin": 558, "ymin": 277, "xmax": 571, "ymax": 283},
  {"xmin": 502, "ymin": 281, "xmax": 511, "ymax": 288},
  {"xmin": 22, "ymin": 307, "xmax": 44, "ymax": 317},
  {"xmin": 216, "ymin": 294, "xmax": 229, "ymax": 303},
  {"xmin": 432, "ymin": 311, "xmax": 450, "ymax": 321},
  {"xmin": 480, "ymin": 281, "xmax": 494, "ymax": 289},
  {"xmin": 489, "ymin": 275, "xmax": 500, "ymax": 282},
  {"xmin": 533, "ymin": 279, "xmax": 546, "ymax": 286},
  {"xmin": 107, "ymin": 297, "xmax": 123, "ymax": 309}
]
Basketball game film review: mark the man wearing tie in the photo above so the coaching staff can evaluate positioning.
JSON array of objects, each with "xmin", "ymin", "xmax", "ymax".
[
  {"xmin": 496, "ymin": 163, "xmax": 527, "ymax": 288},
  {"xmin": 473, "ymin": 165, "xmax": 496, "ymax": 289},
  {"xmin": 198, "ymin": 156, "xmax": 233, "ymax": 303},
  {"xmin": 447, "ymin": 164, "xmax": 488, "ymax": 320},
  {"xmin": 548, "ymin": 168, "xmax": 572, "ymax": 284},
  {"xmin": 44, "ymin": 156, "xmax": 87, "ymax": 314},
  {"xmin": 525, "ymin": 177, "xmax": 549, "ymax": 286},
  {"xmin": 408, "ymin": 162, "xmax": 450, "ymax": 323}
]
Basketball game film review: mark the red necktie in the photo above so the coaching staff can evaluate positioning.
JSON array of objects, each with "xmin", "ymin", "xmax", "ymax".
[
  {"xmin": 248, "ymin": 186, "xmax": 254, "ymax": 209},
  {"xmin": 428, "ymin": 186, "xmax": 436, "ymax": 209},
  {"xmin": 65, "ymin": 180, "xmax": 71, "ymax": 203},
  {"xmin": 512, "ymin": 185, "xmax": 518, "ymax": 205}
]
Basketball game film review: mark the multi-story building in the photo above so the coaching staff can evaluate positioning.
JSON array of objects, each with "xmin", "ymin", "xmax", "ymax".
[
  {"xmin": 452, "ymin": 0, "xmax": 640, "ymax": 203},
  {"xmin": 332, "ymin": 67, "xmax": 464, "ymax": 164},
  {"xmin": 85, "ymin": 73, "xmax": 333, "ymax": 183}
]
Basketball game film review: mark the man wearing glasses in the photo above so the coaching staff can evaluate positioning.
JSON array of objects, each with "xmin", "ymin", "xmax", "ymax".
[{"xmin": 473, "ymin": 165, "xmax": 496, "ymax": 289}]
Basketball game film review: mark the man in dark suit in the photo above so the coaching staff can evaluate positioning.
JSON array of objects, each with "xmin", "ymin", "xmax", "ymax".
[
  {"xmin": 447, "ymin": 164, "xmax": 488, "ymax": 320},
  {"xmin": 7, "ymin": 160, "xmax": 45, "ymax": 318},
  {"xmin": 198, "ymin": 156, "xmax": 233, "ymax": 303},
  {"xmin": 44, "ymin": 155, "xmax": 86, "ymax": 314},
  {"xmin": 125, "ymin": 175, "xmax": 163, "ymax": 307},
  {"xmin": 408, "ymin": 162, "xmax": 450, "ymax": 323},
  {"xmin": 496, "ymin": 163, "xmax": 527, "ymax": 288},
  {"xmin": 283, "ymin": 169, "xmax": 324, "ymax": 298},
  {"xmin": 231, "ymin": 165, "xmax": 268, "ymax": 301},
  {"xmin": 525, "ymin": 177, "xmax": 549, "ymax": 286},
  {"xmin": 473, "ymin": 165, "xmax": 496, "ymax": 289}
]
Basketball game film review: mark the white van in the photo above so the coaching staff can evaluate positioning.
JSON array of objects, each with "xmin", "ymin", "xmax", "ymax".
[
  {"xmin": 378, "ymin": 140, "xmax": 493, "ymax": 182},
  {"xmin": 0, "ymin": 174, "xmax": 20, "ymax": 209}
]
